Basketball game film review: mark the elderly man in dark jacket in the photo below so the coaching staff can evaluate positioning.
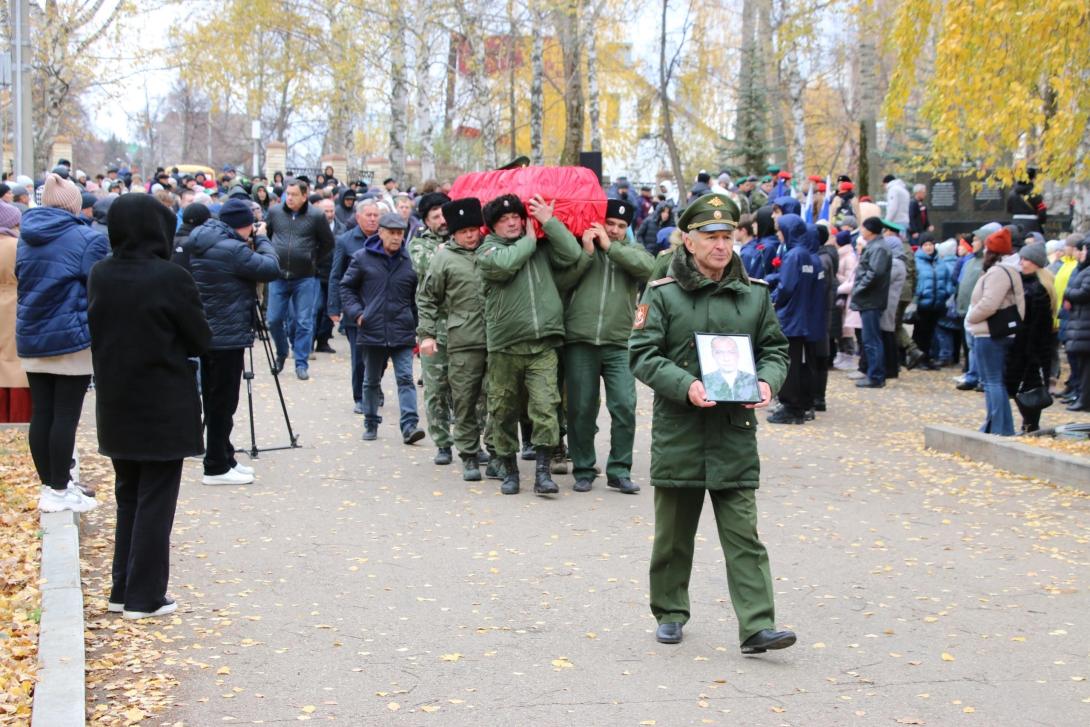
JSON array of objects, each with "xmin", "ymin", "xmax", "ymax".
[
  {"xmin": 184, "ymin": 198, "xmax": 280, "ymax": 485},
  {"xmin": 264, "ymin": 180, "xmax": 335, "ymax": 379},
  {"xmin": 851, "ymin": 217, "xmax": 893, "ymax": 387},
  {"xmin": 340, "ymin": 212, "xmax": 424, "ymax": 444},
  {"xmin": 88, "ymin": 194, "xmax": 212, "ymax": 619}
]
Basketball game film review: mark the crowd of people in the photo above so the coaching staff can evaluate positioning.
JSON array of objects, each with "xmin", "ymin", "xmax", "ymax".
[{"xmin": 1, "ymin": 156, "xmax": 1088, "ymax": 641}]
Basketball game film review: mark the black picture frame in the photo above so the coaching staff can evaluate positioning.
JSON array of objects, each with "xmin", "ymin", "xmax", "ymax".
[{"xmin": 694, "ymin": 332, "xmax": 761, "ymax": 404}]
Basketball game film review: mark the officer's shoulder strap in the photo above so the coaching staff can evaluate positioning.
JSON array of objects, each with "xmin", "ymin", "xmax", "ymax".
[
  {"xmin": 648, "ymin": 276, "xmax": 676, "ymax": 288},
  {"xmin": 749, "ymin": 277, "xmax": 769, "ymax": 287}
]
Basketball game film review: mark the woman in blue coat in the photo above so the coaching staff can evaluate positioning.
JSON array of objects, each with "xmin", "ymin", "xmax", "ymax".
[
  {"xmin": 911, "ymin": 236, "xmax": 953, "ymax": 369},
  {"xmin": 16, "ymin": 174, "xmax": 109, "ymax": 513}
]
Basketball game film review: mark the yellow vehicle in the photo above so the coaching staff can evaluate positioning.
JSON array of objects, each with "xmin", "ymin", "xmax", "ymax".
[{"xmin": 169, "ymin": 164, "xmax": 216, "ymax": 178}]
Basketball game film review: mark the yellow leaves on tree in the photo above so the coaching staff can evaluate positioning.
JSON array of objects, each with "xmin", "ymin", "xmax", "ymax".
[{"xmin": 884, "ymin": 0, "xmax": 1090, "ymax": 184}]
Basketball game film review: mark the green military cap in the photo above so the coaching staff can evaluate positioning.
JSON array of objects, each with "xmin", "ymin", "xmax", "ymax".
[
  {"xmin": 760, "ymin": 174, "xmax": 773, "ymax": 183},
  {"xmin": 879, "ymin": 218, "xmax": 904, "ymax": 233},
  {"xmin": 677, "ymin": 193, "xmax": 740, "ymax": 233}
]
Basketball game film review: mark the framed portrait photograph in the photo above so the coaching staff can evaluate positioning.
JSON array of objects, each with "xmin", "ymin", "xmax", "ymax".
[{"xmin": 694, "ymin": 333, "xmax": 761, "ymax": 404}]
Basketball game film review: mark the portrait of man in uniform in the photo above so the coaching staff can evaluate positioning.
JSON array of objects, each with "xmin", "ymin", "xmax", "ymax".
[{"xmin": 696, "ymin": 334, "xmax": 760, "ymax": 403}]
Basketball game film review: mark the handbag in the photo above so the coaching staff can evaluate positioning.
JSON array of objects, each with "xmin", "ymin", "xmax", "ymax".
[
  {"xmin": 1015, "ymin": 384, "xmax": 1053, "ymax": 410},
  {"xmin": 985, "ymin": 267, "xmax": 1022, "ymax": 339}
]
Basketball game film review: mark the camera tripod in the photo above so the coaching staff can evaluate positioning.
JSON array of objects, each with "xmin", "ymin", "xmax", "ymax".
[{"xmin": 242, "ymin": 302, "xmax": 301, "ymax": 458}]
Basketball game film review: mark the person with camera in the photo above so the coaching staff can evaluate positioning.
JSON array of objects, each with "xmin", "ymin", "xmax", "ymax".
[{"xmin": 184, "ymin": 198, "xmax": 281, "ymax": 485}]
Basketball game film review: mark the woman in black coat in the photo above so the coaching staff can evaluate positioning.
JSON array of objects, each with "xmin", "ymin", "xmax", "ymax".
[
  {"xmin": 1004, "ymin": 249, "xmax": 1055, "ymax": 431},
  {"xmin": 88, "ymin": 194, "xmax": 211, "ymax": 619},
  {"xmin": 1062, "ymin": 240, "xmax": 1090, "ymax": 411},
  {"xmin": 636, "ymin": 202, "xmax": 675, "ymax": 255}
]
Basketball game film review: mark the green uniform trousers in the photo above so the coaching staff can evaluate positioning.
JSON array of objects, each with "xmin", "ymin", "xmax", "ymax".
[
  {"xmin": 421, "ymin": 343, "xmax": 453, "ymax": 448},
  {"xmin": 488, "ymin": 349, "xmax": 561, "ymax": 457},
  {"xmin": 649, "ymin": 487, "xmax": 775, "ymax": 643},
  {"xmin": 563, "ymin": 343, "xmax": 635, "ymax": 481},
  {"xmin": 448, "ymin": 348, "xmax": 489, "ymax": 457}
]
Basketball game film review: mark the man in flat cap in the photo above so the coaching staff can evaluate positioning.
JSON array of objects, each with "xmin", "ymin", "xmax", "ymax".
[
  {"xmin": 629, "ymin": 192, "xmax": 796, "ymax": 655},
  {"xmin": 340, "ymin": 212, "xmax": 425, "ymax": 444},
  {"xmin": 410, "ymin": 192, "xmax": 455, "ymax": 465},
  {"xmin": 417, "ymin": 198, "xmax": 493, "ymax": 481},
  {"xmin": 556, "ymin": 198, "xmax": 654, "ymax": 494}
]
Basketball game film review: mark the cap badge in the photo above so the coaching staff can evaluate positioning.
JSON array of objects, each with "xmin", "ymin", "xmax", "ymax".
[
  {"xmin": 713, "ymin": 210, "xmax": 722, "ymax": 219},
  {"xmin": 619, "ymin": 205, "xmax": 625, "ymax": 214},
  {"xmin": 503, "ymin": 200, "xmax": 510, "ymax": 207},
  {"xmin": 708, "ymin": 197, "xmax": 724, "ymax": 207},
  {"xmin": 459, "ymin": 210, "xmax": 464, "ymax": 215}
]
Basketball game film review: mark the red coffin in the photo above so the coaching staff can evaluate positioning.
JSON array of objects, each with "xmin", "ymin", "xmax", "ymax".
[{"xmin": 448, "ymin": 166, "xmax": 606, "ymax": 238}]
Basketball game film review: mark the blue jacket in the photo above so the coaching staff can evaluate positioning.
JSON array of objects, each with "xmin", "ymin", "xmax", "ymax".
[
  {"xmin": 185, "ymin": 220, "xmax": 281, "ymax": 350},
  {"xmin": 773, "ymin": 196, "xmax": 801, "ymax": 216},
  {"xmin": 15, "ymin": 206, "xmax": 109, "ymax": 357},
  {"xmin": 327, "ymin": 226, "xmax": 370, "ymax": 326},
  {"xmin": 755, "ymin": 204, "xmax": 780, "ymax": 279},
  {"xmin": 739, "ymin": 239, "xmax": 765, "ymax": 280},
  {"xmin": 914, "ymin": 248, "xmax": 954, "ymax": 310},
  {"xmin": 804, "ymin": 224, "xmax": 829, "ymax": 343},
  {"xmin": 339, "ymin": 233, "xmax": 418, "ymax": 348},
  {"xmin": 770, "ymin": 214, "xmax": 816, "ymax": 338}
]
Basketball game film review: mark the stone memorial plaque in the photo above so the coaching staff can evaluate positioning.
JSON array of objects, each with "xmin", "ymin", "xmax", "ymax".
[
  {"xmin": 930, "ymin": 180, "xmax": 957, "ymax": 210},
  {"xmin": 973, "ymin": 185, "xmax": 1004, "ymax": 211}
]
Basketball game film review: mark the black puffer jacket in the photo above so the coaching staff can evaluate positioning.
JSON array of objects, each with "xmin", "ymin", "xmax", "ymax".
[
  {"xmin": 1005, "ymin": 271, "xmax": 1054, "ymax": 395},
  {"xmin": 264, "ymin": 201, "xmax": 335, "ymax": 279},
  {"xmin": 636, "ymin": 202, "xmax": 675, "ymax": 254},
  {"xmin": 185, "ymin": 219, "xmax": 281, "ymax": 349},
  {"xmin": 1064, "ymin": 262, "xmax": 1090, "ymax": 355}
]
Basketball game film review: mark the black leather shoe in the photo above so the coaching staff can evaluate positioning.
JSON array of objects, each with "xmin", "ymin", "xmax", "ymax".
[
  {"xmin": 741, "ymin": 628, "xmax": 797, "ymax": 654},
  {"xmin": 767, "ymin": 407, "xmax": 804, "ymax": 424},
  {"xmin": 956, "ymin": 380, "xmax": 978, "ymax": 391},
  {"xmin": 403, "ymin": 428, "xmax": 425, "ymax": 445},
  {"xmin": 315, "ymin": 343, "xmax": 336, "ymax": 354},
  {"xmin": 656, "ymin": 622, "xmax": 683, "ymax": 644},
  {"xmin": 607, "ymin": 477, "xmax": 640, "ymax": 494},
  {"xmin": 573, "ymin": 478, "xmax": 593, "ymax": 492},
  {"xmin": 273, "ymin": 355, "xmax": 287, "ymax": 374},
  {"xmin": 813, "ymin": 399, "xmax": 826, "ymax": 412},
  {"xmin": 1066, "ymin": 401, "xmax": 1090, "ymax": 412},
  {"xmin": 905, "ymin": 349, "xmax": 925, "ymax": 370}
]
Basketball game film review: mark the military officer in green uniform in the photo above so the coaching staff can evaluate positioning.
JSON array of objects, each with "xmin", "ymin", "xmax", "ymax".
[
  {"xmin": 417, "ymin": 197, "xmax": 492, "ymax": 481},
  {"xmin": 629, "ymin": 192, "xmax": 798, "ymax": 655},
  {"xmin": 409, "ymin": 192, "xmax": 455, "ymax": 465},
  {"xmin": 477, "ymin": 193, "xmax": 583, "ymax": 496},
  {"xmin": 556, "ymin": 198, "xmax": 654, "ymax": 493}
]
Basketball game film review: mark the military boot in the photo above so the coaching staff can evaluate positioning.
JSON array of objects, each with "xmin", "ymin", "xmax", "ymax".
[
  {"xmin": 484, "ymin": 448, "xmax": 504, "ymax": 480},
  {"xmin": 550, "ymin": 439, "xmax": 569, "ymax": 475},
  {"xmin": 533, "ymin": 448, "xmax": 559, "ymax": 495},
  {"xmin": 462, "ymin": 454, "xmax": 481, "ymax": 482},
  {"xmin": 500, "ymin": 456, "xmax": 520, "ymax": 495}
]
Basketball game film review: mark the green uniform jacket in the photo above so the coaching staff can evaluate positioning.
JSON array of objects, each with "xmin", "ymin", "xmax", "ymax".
[
  {"xmin": 417, "ymin": 243, "xmax": 487, "ymax": 353},
  {"xmin": 410, "ymin": 228, "xmax": 449, "ymax": 345},
  {"xmin": 629, "ymin": 249, "xmax": 789, "ymax": 490},
  {"xmin": 477, "ymin": 216, "xmax": 583, "ymax": 352},
  {"xmin": 556, "ymin": 238, "xmax": 655, "ymax": 347}
]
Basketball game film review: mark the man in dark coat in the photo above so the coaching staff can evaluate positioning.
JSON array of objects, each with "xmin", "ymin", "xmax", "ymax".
[
  {"xmin": 184, "ymin": 198, "xmax": 280, "ymax": 485},
  {"xmin": 87, "ymin": 194, "xmax": 212, "ymax": 619},
  {"xmin": 851, "ymin": 217, "xmax": 893, "ymax": 387},
  {"xmin": 340, "ymin": 212, "xmax": 424, "ymax": 443},
  {"xmin": 328, "ymin": 198, "xmax": 382, "ymax": 413}
]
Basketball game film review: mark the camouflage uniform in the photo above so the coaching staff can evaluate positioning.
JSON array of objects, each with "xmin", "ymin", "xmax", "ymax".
[{"xmin": 409, "ymin": 228, "xmax": 453, "ymax": 449}]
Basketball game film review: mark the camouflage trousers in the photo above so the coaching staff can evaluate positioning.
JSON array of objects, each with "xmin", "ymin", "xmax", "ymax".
[
  {"xmin": 488, "ymin": 349, "xmax": 560, "ymax": 457},
  {"xmin": 448, "ymin": 348, "xmax": 490, "ymax": 457},
  {"xmin": 421, "ymin": 343, "xmax": 453, "ymax": 448}
]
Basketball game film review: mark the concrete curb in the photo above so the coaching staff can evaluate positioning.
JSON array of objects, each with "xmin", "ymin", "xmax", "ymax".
[
  {"xmin": 924, "ymin": 424, "xmax": 1090, "ymax": 493},
  {"xmin": 32, "ymin": 510, "xmax": 86, "ymax": 727}
]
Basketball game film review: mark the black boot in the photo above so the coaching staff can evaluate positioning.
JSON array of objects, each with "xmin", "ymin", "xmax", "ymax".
[
  {"xmin": 550, "ymin": 439, "xmax": 569, "ymax": 475},
  {"xmin": 534, "ymin": 448, "xmax": 559, "ymax": 495},
  {"xmin": 500, "ymin": 456, "xmax": 519, "ymax": 494},
  {"xmin": 434, "ymin": 447, "xmax": 453, "ymax": 465},
  {"xmin": 485, "ymin": 448, "xmax": 504, "ymax": 480},
  {"xmin": 462, "ymin": 455, "xmax": 481, "ymax": 482}
]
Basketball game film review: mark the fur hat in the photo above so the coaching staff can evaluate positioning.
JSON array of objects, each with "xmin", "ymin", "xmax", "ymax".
[
  {"xmin": 482, "ymin": 194, "xmax": 527, "ymax": 229},
  {"xmin": 606, "ymin": 198, "xmax": 635, "ymax": 224},
  {"xmin": 442, "ymin": 198, "xmax": 484, "ymax": 234}
]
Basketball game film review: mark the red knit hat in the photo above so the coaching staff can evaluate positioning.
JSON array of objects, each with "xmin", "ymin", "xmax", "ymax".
[{"xmin": 985, "ymin": 228, "xmax": 1012, "ymax": 255}]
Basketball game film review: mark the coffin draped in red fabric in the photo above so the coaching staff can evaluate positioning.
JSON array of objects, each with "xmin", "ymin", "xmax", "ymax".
[{"xmin": 448, "ymin": 166, "xmax": 606, "ymax": 238}]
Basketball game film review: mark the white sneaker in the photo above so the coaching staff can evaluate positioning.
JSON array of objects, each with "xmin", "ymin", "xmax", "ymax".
[
  {"xmin": 123, "ymin": 599, "xmax": 177, "ymax": 620},
  {"xmin": 107, "ymin": 601, "xmax": 124, "ymax": 613},
  {"xmin": 39, "ymin": 485, "xmax": 98, "ymax": 513},
  {"xmin": 202, "ymin": 469, "xmax": 254, "ymax": 486},
  {"xmin": 233, "ymin": 463, "xmax": 254, "ymax": 476},
  {"xmin": 847, "ymin": 370, "xmax": 867, "ymax": 380}
]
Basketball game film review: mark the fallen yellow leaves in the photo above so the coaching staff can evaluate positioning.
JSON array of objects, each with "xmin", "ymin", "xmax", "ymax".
[
  {"xmin": 0, "ymin": 432, "xmax": 43, "ymax": 723},
  {"xmin": 551, "ymin": 656, "xmax": 575, "ymax": 669},
  {"xmin": 941, "ymin": 652, "xmax": 955, "ymax": 662},
  {"xmin": 439, "ymin": 653, "xmax": 462, "ymax": 662}
]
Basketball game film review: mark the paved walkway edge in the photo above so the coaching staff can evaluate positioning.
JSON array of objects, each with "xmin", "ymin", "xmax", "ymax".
[
  {"xmin": 924, "ymin": 424, "xmax": 1090, "ymax": 493},
  {"xmin": 32, "ymin": 510, "xmax": 86, "ymax": 727}
]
